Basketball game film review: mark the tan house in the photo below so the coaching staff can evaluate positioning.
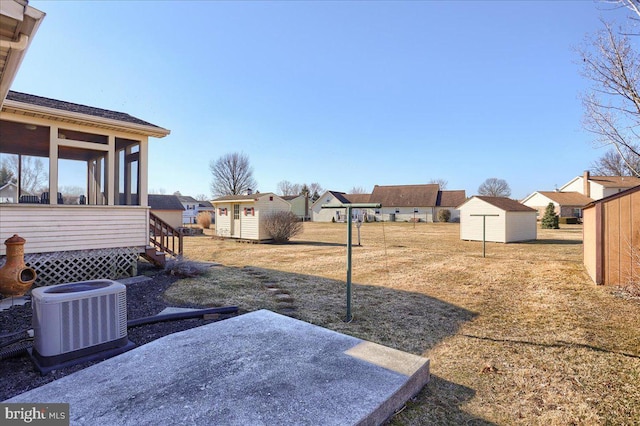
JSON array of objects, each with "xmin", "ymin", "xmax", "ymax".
[
  {"xmin": 148, "ymin": 194, "xmax": 185, "ymax": 230},
  {"xmin": 521, "ymin": 191, "xmax": 594, "ymax": 220},
  {"xmin": 212, "ymin": 192, "xmax": 291, "ymax": 241},
  {"xmin": 582, "ymin": 185, "xmax": 640, "ymax": 286}
]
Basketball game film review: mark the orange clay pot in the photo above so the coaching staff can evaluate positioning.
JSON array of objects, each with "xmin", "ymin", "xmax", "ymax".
[{"xmin": 0, "ymin": 234, "xmax": 37, "ymax": 297}]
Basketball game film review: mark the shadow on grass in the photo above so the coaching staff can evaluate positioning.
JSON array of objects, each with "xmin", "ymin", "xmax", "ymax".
[
  {"xmin": 165, "ymin": 264, "xmax": 490, "ymax": 424},
  {"xmin": 288, "ymin": 240, "xmax": 346, "ymax": 247},
  {"xmin": 463, "ymin": 334, "xmax": 640, "ymax": 359},
  {"xmin": 522, "ymin": 239, "xmax": 582, "ymax": 245},
  {"xmin": 389, "ymin": 375, "xmax": 496, "ymax": 425}
]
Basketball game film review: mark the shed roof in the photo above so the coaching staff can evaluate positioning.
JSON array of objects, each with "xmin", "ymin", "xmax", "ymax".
[
  {"xmin": 212, "ymin": 192, "xmax": 279, "ymax": 203},
  {"xmin": 464, "ymin": 196, "xmax": 536, "ymax": 212},
  {"xmin": 148, "ymin": 194, "xmax": 185, "ymax": 211}
]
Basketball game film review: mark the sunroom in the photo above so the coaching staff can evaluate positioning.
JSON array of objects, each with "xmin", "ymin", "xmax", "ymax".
[{"xmin": 0, "ymin": 91, "xmax": 170, "ymax": 285}]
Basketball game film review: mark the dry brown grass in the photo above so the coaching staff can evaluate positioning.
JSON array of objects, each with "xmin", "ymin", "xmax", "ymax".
[{"xmin": 166, "ymin": 222, "xmax": 640, "ymax": 425}]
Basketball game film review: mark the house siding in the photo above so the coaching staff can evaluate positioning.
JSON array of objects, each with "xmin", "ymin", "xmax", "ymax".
[
  {"xmin": 0, "ymin": 205, "xmax": 148, "ymax": 255},
  {"xmin": 152, "ymin": 210, "xmax": 183, "ymax": 230},
  {"xmin": 522, "ymin": 192, "xmax": 557, "ymax": 219},
  {"xmin": 311, "ymin": 193, "xmax": 346, "ymax": 222}
]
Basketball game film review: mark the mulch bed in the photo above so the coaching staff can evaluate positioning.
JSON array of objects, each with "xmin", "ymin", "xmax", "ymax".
[{"xmin": 0, "ymin": 268, "xmax": 236, "ymax": 401}]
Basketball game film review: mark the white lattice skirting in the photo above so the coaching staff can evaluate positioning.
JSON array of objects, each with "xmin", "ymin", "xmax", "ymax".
[{"xmin": 0, "ymin": 247, "xmax": 140, "ymax": 287}]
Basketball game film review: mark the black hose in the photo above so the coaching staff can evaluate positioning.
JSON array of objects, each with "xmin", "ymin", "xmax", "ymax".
[
  {"xmin": 0, "ymin": 342, "xmax": 31, "ymax": 360},
  {"xmin": 127, "ymin": 306, "xmax": 238, "ymax": 328},
  {"xmin": 0, "ymin": 331, "xmax": 31, "ymax": 349},
  {"xmin": 0, "ymin": 329, "xmax": 31, "ymax": 339}
]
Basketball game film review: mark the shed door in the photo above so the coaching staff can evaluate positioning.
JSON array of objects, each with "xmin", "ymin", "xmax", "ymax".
[{"xmin": 232, "ymin": 204, "xmax": 241, "ymax": 237}]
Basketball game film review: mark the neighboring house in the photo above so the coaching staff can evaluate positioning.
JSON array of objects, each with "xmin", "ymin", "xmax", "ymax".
[
  {"xmin": 582, "ymin": 185, "xmax": 640, "ymax": 286},
  {"xmin": 0, "ymin": 182, "xmax": 27, "ymax": 203},
  {"xmin": 177, "ymin": 195, "xmax": 215, "ymax": 225},
  {"xmin": 368, "ymin": 184, "xmax": 466, "ymax": 222},
  {"xmin": 559, "ymin": 171, "xmax": 640, "ymax": 200},
  {"xmin": 282, "ymin": 194, "xmax": 310, "ymax": 221},
  {"xmin": 0, "ymin": 2, "xmax": 171, "ymax": 286},
  {"xmin": 311, "ymin": 185, "xmax": 467, "ymax": 223},
  {"xmin": 458, "ymin": 196, "xmax": 537, "ymax": 243},
  {"xmin": 211, "ymin": 192, "xmax": 291, "ymax": 241},
  {"xmin": 311, "ymin": 191, "xmax": 367, "ymax": 222},
  {"xmin": 148, "ymin": 195, "xmax": 185, "ymax": 230},
  {"xmin": 521, "ymin": 191, "xmax": 594, "ymax": 220}
]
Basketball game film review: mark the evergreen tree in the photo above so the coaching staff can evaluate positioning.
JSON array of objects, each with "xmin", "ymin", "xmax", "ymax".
[{"xmin": 541, "ymin": 202, "xmax": 559, "ymax": 229}]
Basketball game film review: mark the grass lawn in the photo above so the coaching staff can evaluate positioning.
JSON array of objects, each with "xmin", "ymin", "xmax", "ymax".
[{"xmin": 167, "ymin": 222, "xmax": 640, "ymax": 425}]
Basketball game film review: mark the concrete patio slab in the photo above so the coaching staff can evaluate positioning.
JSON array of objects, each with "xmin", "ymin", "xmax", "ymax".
[{"xmin": 6, "ymin": 310, "xmax": 430, "ymax": 425}]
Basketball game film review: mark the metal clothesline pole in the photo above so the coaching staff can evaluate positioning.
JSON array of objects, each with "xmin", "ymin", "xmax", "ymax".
[
  {"xmin": 322, "ymin": 202, "xmax": 382, "ymax": 322},
  {"xmin": 470, "ymin": 214, "xmax": 499, "ymax": 257}
]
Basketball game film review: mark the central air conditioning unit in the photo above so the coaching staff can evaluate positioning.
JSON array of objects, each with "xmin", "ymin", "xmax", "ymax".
[{"xmin": 29, "ymin": 279, "xmax": 135, "ymax": 374}]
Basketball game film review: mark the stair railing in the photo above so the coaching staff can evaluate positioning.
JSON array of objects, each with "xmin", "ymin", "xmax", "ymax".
[{"xmin": 149, "ymin": 211, "xmax": 183, "ymax": 258}]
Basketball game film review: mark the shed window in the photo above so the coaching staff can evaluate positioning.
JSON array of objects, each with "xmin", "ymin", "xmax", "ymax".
[{"xmin": 233, "ymin": 204, "xmax": 240, "ymax": 219}]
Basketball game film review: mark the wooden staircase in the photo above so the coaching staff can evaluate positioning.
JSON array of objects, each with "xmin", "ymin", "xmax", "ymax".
[{"xmin": 143, "ymin": 212, "xmax": 183, "ymax": 267}]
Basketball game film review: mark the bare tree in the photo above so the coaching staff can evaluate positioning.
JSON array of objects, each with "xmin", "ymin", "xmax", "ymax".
[
  {"xmin": 3, "ymin": 156, "xmax": 48, "ymax": 194},
  {"xmin": 478, "ymin": 178, "xmax": 512, "ymax": 197},
  {"xmin": 194, "ymin": 194, "xmax": 209, "ymax": 201},
  {"xmin": 209, "ymin": 152, "xmax": 257, "ymax": 196},
  {"xmin": 348, "ymin": 186, "xmax": 368, "ymax": 194},
  {"xmin": 277, "ymin": 180, "xmax": 301, "ymax": 196},
  {"xmin": 591, "ymin": 146, "xmax": 640, "ymax": 175},
  {"xmin": 59, "ymin": 185, "xmax": 84, "ymax": 204},
  {"xmin": 578, "ymin": 21, "xmax": 640, "ymax": 177},
  {"xmin": 428, "ymin": 178, "xmax": 448, "ymax": 190},
  {"xmin": 308, "ymin": 182, "xmax": 323, "ymax": 201}
]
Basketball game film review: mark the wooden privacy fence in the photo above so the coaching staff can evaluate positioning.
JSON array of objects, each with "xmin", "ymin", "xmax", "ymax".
[{"xmin": 583, "ymin": 186, "xmax": 640, "ymax": 285}]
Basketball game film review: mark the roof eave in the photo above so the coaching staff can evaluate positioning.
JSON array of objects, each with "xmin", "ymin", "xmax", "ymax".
[
  {"xmin": 0, "ymin": 3, "xmax": 46, "ymax": 105},
  {"xmin": 2, "ymin": 99, "xmax": 171, "ymax": 138}
]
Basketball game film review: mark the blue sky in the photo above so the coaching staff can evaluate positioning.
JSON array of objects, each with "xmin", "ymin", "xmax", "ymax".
[{"xmin": 12, "ymin": 1, "xmax": 633, "ymax": 199}]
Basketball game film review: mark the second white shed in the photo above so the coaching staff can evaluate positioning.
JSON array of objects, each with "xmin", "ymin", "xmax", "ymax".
[{"xmin": 458, "ymin": 196, "xmax": 537, "ymax": 243}]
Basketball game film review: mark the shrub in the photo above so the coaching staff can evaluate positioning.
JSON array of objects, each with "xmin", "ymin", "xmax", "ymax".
[
  {"xmin": 263, "ymin": 211, "xmax": 303, "ymax": 243},
  {"xmin": 164, "ymin": 258, "xmax": 210, "ymax": 278},
  {"xmin": 437, "ymin": 209, "xmax": 451, "ymax": 223},
  {"xmin": 559, "ymin": 217, "xmax": 579, "ymax": 225},
  {"xmin": 541, "ymin": 202, "xmax": 559, "ymax": 229},
  {"xmin": 197, "ymin": 212, "xmax": 212, "ymax": 229}
]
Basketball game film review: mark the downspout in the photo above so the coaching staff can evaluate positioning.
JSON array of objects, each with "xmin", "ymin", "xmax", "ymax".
[{"xmin": 0, "ymin": 34, "xmax": 29, "ymax": 51}]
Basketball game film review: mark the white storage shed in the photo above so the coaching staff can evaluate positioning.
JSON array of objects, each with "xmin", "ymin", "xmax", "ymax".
[
  {"xmin": 212, "ymin": 192, "xmax": 291, "ymax": 241},
  {"xmin": 459, "ymin": 196, "xmax": 537, "ymax": 243}
]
